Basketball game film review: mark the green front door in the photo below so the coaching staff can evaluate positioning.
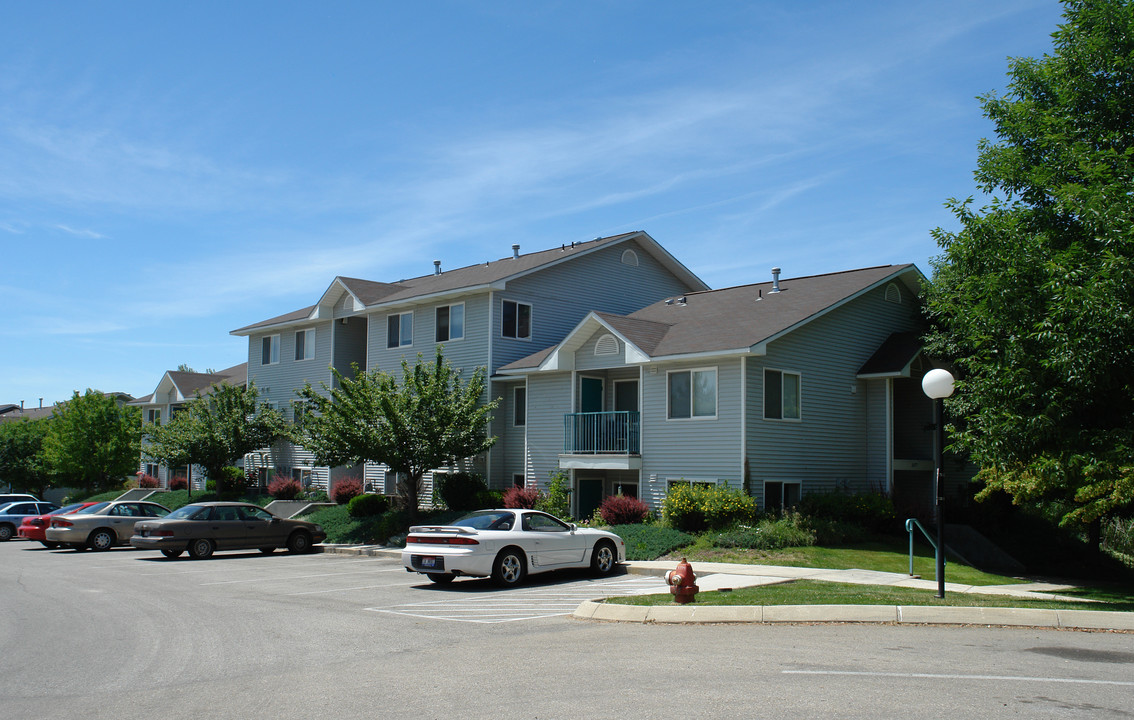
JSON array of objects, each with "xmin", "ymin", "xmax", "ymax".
[{"xmin": 577, "ymin": 476, "xmax": 604, "ymax": 520}]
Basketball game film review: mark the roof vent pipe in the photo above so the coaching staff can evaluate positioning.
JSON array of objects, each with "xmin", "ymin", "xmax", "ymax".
[
  {"xmin": 433, "ymin": 260, "xmax": 442, "ymax": 276},
  {"xmin": 512, "ymin": 244, "xmax": 520, "ymax": 259},
  {"xmin": 771, "ymin": 267, "xmax": 782, "ymax": 293}
]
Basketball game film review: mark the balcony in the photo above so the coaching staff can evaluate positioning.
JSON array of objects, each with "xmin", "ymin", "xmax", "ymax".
[{"xmin": 560, "ymin": 412, "xmax": 641, "ymax": 470}]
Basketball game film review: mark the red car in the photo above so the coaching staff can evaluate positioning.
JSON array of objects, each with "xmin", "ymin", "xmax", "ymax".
[{"xmin": 18, "ymin": 502, "xmax": 100, "ymax": 548}]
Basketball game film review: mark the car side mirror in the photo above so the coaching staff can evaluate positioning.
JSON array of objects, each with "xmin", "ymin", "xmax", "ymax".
[
  {"xmin": 570, "ymin": 523, "xmax": 577, "ymax": 533},
  {"xmin": 271, "ymin": 517, "xmax": 280, "ymax": 524}
]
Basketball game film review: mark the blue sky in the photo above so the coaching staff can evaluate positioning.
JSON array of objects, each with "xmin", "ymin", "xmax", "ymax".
[{"xmin": 1, "ymin": 1, "xmax": 1064, "ymax": 407}]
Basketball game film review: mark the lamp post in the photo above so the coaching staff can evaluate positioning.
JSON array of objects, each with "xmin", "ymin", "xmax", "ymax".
[{"xmin": 921, "ymin": 368, "xmax": 955, "ymax": 599}]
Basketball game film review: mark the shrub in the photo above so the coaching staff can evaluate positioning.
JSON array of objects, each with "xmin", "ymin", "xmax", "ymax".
[
  {"xmin": 332, "ymin": 476, "xmax": 363, "ymax": 504},
  {"xmin": 612, "ymin": 524, "xmax": 693, "ymax": 561},
  {"xmin": 662, "ymin": 483, "xmax": 758, "ymax": 532},
  {"xmin": 711, "ymin": 512, "xmax": 815, "ymax": 550},
  {"xmin": 477, "ymin": 490, "xmax": 503, "ymax": 509},
  {"xmin": 503, "ymin": 486, "xmax": 540, "ymax": 509},
  {"xmin": 600, "ymin": 494, "xmax": 650, "ymax": 525},
  {"xmin": 138, "ymin": 473, "xmax": 160, "ymax": 489},
  {"xmin": 348, "ymin": 493, "xmax": 390, "ymax": 518},
  {"xmin": 268, "ymin": 474, "xmax": 302, "ymax": 500},
  {"xmin": 217, "ymin": 466, "xmax": 245, "ymax": 497},
  {"xmin": 436, "ymin": 472, "xmax": 488, "ymax": 512},
  {"xmin": 169, "ymin": 475, "xmax": 188, "ymax": 491},
  {"xmin": 535, "ymin": 471, "xmax": 572, "ymax": 519},
  {"xmin": 797, "ymin": 491, "xmax": 896, "ymax": 533}
]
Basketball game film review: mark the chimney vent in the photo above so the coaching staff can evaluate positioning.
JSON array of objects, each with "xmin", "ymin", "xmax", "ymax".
[
  {"xmin": 433, "ymin": 260, "xmax": 442, "ymax": 276},
  {"xmin": 771, "ymin": 267, "xmax": 782, "ymax": 293},
  {"xmin": 512, "ymin": 244, "xmax": 520, "ymax": 259}
]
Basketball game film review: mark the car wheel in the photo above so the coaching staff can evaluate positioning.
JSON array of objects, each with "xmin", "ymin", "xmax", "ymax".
[
  {"xmin": 427, "ymin": 573, "xmax": 455, "ymax": 584},
  {"xmin": 286, "ymin": 531, "xmax": 312, "ymax": 554},
  {"xmin": 492, "ymin": 548, "xmax": 526, "ymax": 587},
  {"xmin": 88, "ymin": 529, "xmax": 116, "ymax": 551},
  {"xmin": 259, "ymin": 547, "xmax": 275, "ymax": 554},
  {"xmin": 41, "ymin": 541, "xmax": 60, "ymax": 549},
  {"xmin": 591, "ymin": 540, "xmax": 617, "ymax": 576},
  {"xmin": 0, "ymin": 524, "xmax": 14, "ymax": 541},
  {"xmin": 161, "ymin": 549, "xmax": 183, "ymax": 559},
  {"xmin": 188, "ymin": 538, "xmax": 214, "ymax": 560}
]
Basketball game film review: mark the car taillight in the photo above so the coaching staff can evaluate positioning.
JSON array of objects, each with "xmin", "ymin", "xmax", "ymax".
[
  {"xmin": 52, "ymin": 519, "xmax": 73, "ymax": 528},
  {"xmin": 22, "ymin": 518, "xmax": 43, "ymax": 527},
  {"xmin": 406, "ymin": 535, "xmax": 479, "ymax": 545}
]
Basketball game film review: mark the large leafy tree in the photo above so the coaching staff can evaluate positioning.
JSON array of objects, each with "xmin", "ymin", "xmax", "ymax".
[
  {"xmin": 0, "ymin": 419, "xmax": 55, "ymax": 497},
  {"xmin": 144, "ymin": 382, "xmax": 290, "ymax": 484},
  {"xmin": 297, "ymin": 346, "xmax": 498, "ymax": 519},
  {"xmin": 42, "ymin": 391, "xmax": 143, "ymax": 494},
  {"xmin": 924, "ymin": 0, "xmax": 1134, "ymax": 532}
]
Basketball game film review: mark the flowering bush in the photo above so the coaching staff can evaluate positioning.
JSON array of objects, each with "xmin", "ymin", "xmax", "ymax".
[
  {"xmin": 503, "ymin": 486, "xmax": 540, "ymax": 509},
  {"xmin": 137, "ymin": 473, "xmax": 160, "ymax": 489},
  {"xmin": 662, "ymin": 483, "xmax": 757, "ymax": 532},
  {"xmin": 599, "ymin": 494, "xmax": 650, "ymax": 525},
  {"xmin": 268, "ymin": 475, "xmax": 302, "ymax": 500},
  {"xmin": 169, "ymin": 475, "xmax": 188, "ymax": 491},
  {"xmin": 332, "ymin": 476, "xmax": 364, "ymax": 504}
]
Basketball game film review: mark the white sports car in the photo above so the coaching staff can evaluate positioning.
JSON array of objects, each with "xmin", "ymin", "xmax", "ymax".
[{"xmin": 403, "ymin": 509, "xmax": 625, "ymax": 586}]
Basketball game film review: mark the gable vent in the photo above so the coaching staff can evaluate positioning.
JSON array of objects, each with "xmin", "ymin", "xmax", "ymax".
[
  {"xmin": 595, "ymin": 334, "xmax": 619, "ymax": 356},
  {"xmin": 885, "ymin": 283, "xmax": 902, "ymax": 304}
]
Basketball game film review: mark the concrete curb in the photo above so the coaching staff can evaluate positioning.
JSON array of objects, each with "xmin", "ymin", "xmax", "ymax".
[{"xmin": 574, "ymin": 600, "xmax": 1134, "ymax": 630}]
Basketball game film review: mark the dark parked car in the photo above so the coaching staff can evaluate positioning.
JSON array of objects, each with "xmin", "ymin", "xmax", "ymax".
[{"xmin": 130, "ymin": 502, "xmax": 326, "ymax": 559}]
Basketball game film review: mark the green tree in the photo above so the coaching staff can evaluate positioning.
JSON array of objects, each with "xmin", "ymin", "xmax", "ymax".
[
  {"xmin": 144, "ymin": 382, "xmax": 290, "ymax": 486},
  {"xmin": 297, "ymin": 346, "xmax": 498, "ymax": 519},
  {"xmin": 42, "ymin": 390, "xmax": 143, "ymax": 494},
  {"xmin": 0, "ymin": 418, "xmax": 55, "ymax": 497},
  {"xmin": 923, "ymin": 0, "xmax": 1134, "ymax": 533}
]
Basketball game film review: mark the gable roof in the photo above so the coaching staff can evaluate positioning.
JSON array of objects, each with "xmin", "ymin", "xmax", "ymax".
[
  {"xmin": 500, "ymin": 264, "xmax": 923, "ymax": 372},
  {"xmin": 131, "ymin": 363, "xmax": 248, "ymax": 406},
  {"xmin": 230, "ymin": 231, "xmax": 707, "ymax": 335}
]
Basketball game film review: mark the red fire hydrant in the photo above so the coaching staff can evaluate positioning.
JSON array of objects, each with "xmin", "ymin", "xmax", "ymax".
[{"xmin": 665, "ymin": 557, "xmax": 699, "ymax": 604}]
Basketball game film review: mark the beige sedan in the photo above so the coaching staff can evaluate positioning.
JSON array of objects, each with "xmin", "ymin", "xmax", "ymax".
[{"xmin": 45, "ymin": 500, "xmax": 171, "ymax": 551}]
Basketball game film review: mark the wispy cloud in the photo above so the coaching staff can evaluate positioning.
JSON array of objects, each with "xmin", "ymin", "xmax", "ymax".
[{"xmin": 54, "ymin": 224, "xmax": 105, "ymax": 239}]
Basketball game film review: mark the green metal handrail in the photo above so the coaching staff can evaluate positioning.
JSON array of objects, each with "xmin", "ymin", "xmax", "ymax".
[{"xmin": 905, "ymin": 517, "xmax": 945, "ymax": 578}]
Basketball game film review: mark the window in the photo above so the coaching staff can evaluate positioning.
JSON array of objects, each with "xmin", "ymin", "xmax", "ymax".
[
  {"xmin": 295, "ymin": 328, "xmax": 315, "ymax": 361},
  {"xmin": 436, "ymin": 303, "xmax": 464, "ymax": 342},
  {"xmin": 513, "ymin": 386, "xmax": 526, "ymax": 426},
  {"xmin": 502, "ymin": 300, "xmax": 531, "ymax": 339},
  {"xmin": 764, "ymin": 369, "xmax": 801, "ymax": 420},
  {"xmin": 387, "ymin": 312, "xmax": 413, "ymax": 348},
  {"xmin": 764, "ymin": 481, "xmax": 801, "ymax": 511},
  {"xmin": 145, "ymin": 464, "xmax": 160, "ymax": 478},
  {"xmin": 667, "ymin": 368, "xmax": 717, "ymax": 419},
  {"xmin": 666, "ymin": 478, "xmax": 718, "ymax": 489},
  {"xmin": 146, "ymin": 409, "xmax": 161, "ymax": 426},
  {"xmin": 261, "ymin": 335, "xmax": 280, "ymax": 365},
  {"xmin": 513, "ymin": 474, "xmax": 525, "ymax": 488}
]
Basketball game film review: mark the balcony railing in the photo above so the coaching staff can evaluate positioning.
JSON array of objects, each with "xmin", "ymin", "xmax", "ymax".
[{"xmin": 563, "ymin": 411, "xmax": 640, "ymax": 455}]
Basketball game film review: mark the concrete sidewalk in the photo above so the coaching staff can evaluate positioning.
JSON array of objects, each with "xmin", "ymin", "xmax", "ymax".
[{"xmin": 321, "ymin": 545, "xmax": 1134, "ymax": 630}]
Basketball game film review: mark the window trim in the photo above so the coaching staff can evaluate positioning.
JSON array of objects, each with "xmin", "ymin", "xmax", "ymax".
[
  {"xmin": 501, "ymin": 299, "xmax": 532, "ymax": 341},
  {"xmin": 513, "ymin": 386, "xmax": 527, "ymax": 427},
  {"xmin": 763, "ymin": 480, "xmax": 802, "ymax": 511},
  {"xmin": 261, "ymin": 334, "xmax": 280, "ymax": 365},
  {"xmin": 666, "ymin": 366, "xmax": 718, "ymax": 420},
  {"xmin": 435, "ymin": 302, "xmax": 465, "ymax": 343},
  {"xmin": 763, "ymin": 368, "xmax": 802, "ymax": 421},
  {"xmin": 387, "ymin": 311, "xmax": 413, "ymax": 349},
  {"xmin": 295, "ymin": 328, "xmax": 315, "ymax": 361}
]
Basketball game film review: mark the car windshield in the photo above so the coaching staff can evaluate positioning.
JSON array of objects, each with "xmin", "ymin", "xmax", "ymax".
[
  {"xmin": 452, "ymin": 511, "xmax": 516, "ymax": 530},
  {"xmin": 165, "ymin": 505, "xmax": 210, "ymax": 520},
  {"xmin": 75, "ymin": 502, "xmax": 110, "ymax": 514}
]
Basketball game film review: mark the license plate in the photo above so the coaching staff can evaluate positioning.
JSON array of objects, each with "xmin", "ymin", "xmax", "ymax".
[{"xmin": 420, "ymin": 556, "xmax": 437, "ymax": 568}]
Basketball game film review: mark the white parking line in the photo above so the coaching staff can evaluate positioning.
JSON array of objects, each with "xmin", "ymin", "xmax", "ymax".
[
  {"xmin": 369, "ymin": 576, "xmax": 668, "ymax": 624},
  {"xmin": 200, "ymin": 568, "xmax": 403, "ymax": 585}
]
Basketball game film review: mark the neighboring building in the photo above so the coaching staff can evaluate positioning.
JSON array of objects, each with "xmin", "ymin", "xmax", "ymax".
[
  {"xmin": 131, "ymin": 364, "xmax": 248, "ymax": 487},
  {"xmin": 498, "ymin": 264, "xmax": 945, "ymax": 518},
  {"xmin": 229, "ymin": 232, "xmax": 708, "ymax": 495},
  {"xmin": 0, "ymin": 401, "xmax": 56, "ymax": 424}
]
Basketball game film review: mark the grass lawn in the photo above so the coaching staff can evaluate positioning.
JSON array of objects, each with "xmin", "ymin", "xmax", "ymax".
[
  {"xmin": 606, "ymin": 579, "xmax": 1134, "ymax": 611},
  {"xmin": 667, "ymin": 534, "xmax": 1029, "ymax": 587}
]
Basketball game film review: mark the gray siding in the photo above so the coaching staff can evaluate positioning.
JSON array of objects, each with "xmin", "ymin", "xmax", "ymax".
[
  {"xmin": 524, "ymin": 373, "xmax": 573, "ymax": 493},
  {"xmin": 864, "ymin": 379, "xmax": 889, "ymax": 491},
  {"xmin": 746, "ymin": 283, "xmax": 924, "ymax": 506},
  {"xmin": 639, "ymin": 358, "xmax": 745, "ymax": 508}
]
